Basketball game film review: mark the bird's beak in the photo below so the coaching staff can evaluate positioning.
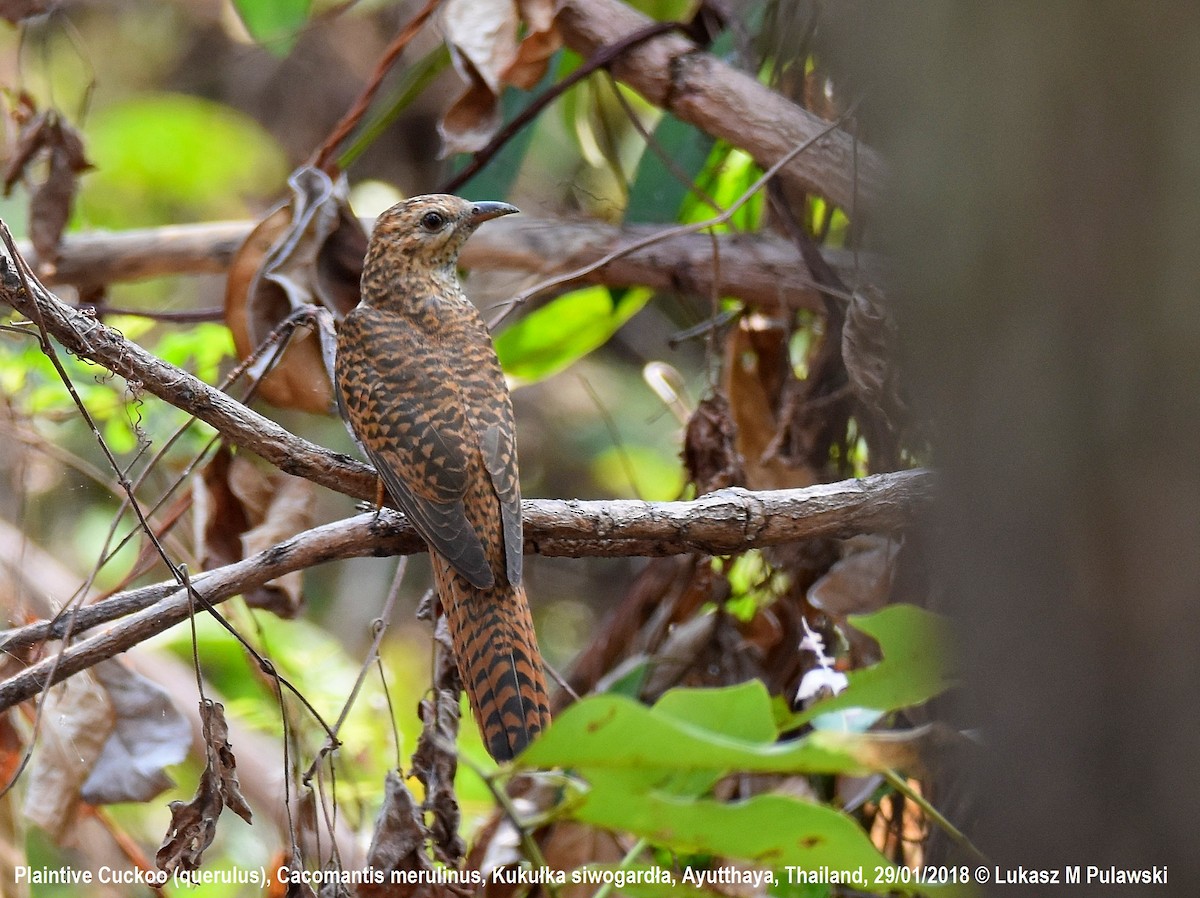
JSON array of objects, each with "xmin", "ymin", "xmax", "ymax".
[{"xmin": 468, "ymin": 201, "xmax": 519, "ymax": 224}]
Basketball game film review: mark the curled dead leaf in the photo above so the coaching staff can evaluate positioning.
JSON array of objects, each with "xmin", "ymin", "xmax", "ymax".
[
  {"xmin": 225, "ymin": 166, "xmax": 366, "ymax": 413},
  {"xmin": 439, "ymin": 0, "xmax": 560, "ymax": 153},
  {"xmin": 156, "ymin": 700, "xmax": 251, "ymax": 876},
  {"xmin": 359, "ymin": 771, "xmax": 438, "ymax": 898},
  {"xmin": 723, "ymin": 316, "xmax": 815, "ymax": 489},
  {"xmin": 3, "ymin": 104, "xmax": 93, "ymax": 269},
  {"xmin": 683, "ymin": 392, "xmax": 745, "ymax": 495},
  {"xmin": 807, "ymin": 535, "xmax": 898, "ymax": 620}
]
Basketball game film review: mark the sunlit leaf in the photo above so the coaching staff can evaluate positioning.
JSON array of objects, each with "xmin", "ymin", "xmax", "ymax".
[
  {"xmin": 494, "ymin": 286, "xmax": 651, "ymax": 384},
  {"xmin": 518, "ymin": 692, "xmax": 866, "ymax": 776},
  {"xmin": 681, "ymin": 142, "xmax": 764, "ymax": 231}
]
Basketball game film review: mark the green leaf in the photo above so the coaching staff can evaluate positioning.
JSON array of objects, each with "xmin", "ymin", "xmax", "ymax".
[
  {"xmin": 494, "ymin": 286, "xmax": 651, "ymax": 384},
  {"xmin": 518, "ymin": 693, "xmax": 866, "ymax": 777},
  {"xmin": 80, "ymin": 94, "xmax": 287, "ymax": 227},
  {"xmin": 790, "ymin": 605, "xmax": 956, "ymax": 728},
  {"xmin": 653, "ymin": 681, "xmax": 777, "ymax": 742},
  {"xmin": 577, "ymin": 790, "xmax": 892, "ymax": 877},
  {"xmin": 681, "ymin": 142, "xmax": 765, "ymax": 231},
  {"xmin": 232, "ymin": 0, "xmax": 311, "ymax": 56},
  {"xmin": 626, "ymin": 112, "xmax": 715, "ymax": 224}
]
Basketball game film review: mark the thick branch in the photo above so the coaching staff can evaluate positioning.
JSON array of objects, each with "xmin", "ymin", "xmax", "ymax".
[
  {"xmin": 554, "ymin": 0, "xmax": 886, "ymax": 212},
  {"xmin": 0, "ymin": 469, "xmax": 932, "ymax": 710},
  {"xmin": 31, "ymin": 218, "xmax": 880, "ymax": 313}
]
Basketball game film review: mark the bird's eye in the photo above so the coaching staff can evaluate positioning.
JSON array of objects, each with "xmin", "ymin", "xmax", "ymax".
[{"xmin": 420, "ymin": 211, "xmax": 446, "ymax": 231}]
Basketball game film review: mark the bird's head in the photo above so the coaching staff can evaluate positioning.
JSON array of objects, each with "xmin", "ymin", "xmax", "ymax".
[{"xmin": 366, "ymin": 194, "xmax": 519, "ymax": 278}]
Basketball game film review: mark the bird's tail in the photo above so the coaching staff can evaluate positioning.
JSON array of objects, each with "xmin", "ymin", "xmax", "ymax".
[{"xmin": 434, "ymin": 559, "xmax": 551, "ymax": 761}]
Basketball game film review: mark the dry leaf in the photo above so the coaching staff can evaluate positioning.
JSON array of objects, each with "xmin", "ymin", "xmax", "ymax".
[
  {"xmin": 842, "ymin": 284, "xmax": 906, "ymax": 432},
  {"xmin": 23, "ymin": 670, "xmax": 114, "ymax": 838},
  {"xmin": 195, "ymin": 446, "xmax": 315, "ymax": 616},
  {"xmin": 443, "ymin": 0, "xmax": 519, "ymax": 95},
  {"xmin": 807, "ymin": 535, "xmax": 898, "ymax": 620},
  {"xmin": 440, "ymin": 67, "xmax": 505, "ymax": 156},
  {"xmin": 359, "ymin": 771, "xmax": 437, "ymax": 898},
  {"xmin": 79, "ymin": 660, "xmax": 191, "ymax": 805},
  {"xmin": 439, "ymin": 0, "xmax": 559, "ymax": 153},
  {"xmin": 225, "ymin": 166, "xmax": 366, "ymax": 413},
  {"xmin": 156, "ymin": 700, "xmax": 251, "ymax": 875},
  {"xmin": 2, "ymin": 106, "xmax": 93, "ymax": 267},
  {"xmin": 506, "ymin": 0, "xmax": 562, "ymax": 91},
  {"xmin": 723, "ymin": 316, "xmax": 813, "ymax": 489}
]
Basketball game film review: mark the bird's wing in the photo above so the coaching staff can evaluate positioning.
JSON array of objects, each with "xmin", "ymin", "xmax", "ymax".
[
  {"xmin": 479, "ymin": 421, "xmax": 523, "ymax": 587},
  {"xmin": 338, "ymin": 314, "xmax": 494, "ymax": 590}
]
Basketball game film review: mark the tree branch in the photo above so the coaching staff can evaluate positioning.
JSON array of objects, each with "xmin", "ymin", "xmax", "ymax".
[
  {"xmin": 0, "ymin": 250, "xmax": 381, "ymax": 504},
  {"xmin": 0, "ymin": 468, "xmax": 932, "ymax": 711},
  {"xmin": 28, "ymin": 218, "xmax": 882, "ymax": 315},
  {"xmin": 554, "ymin": 0, "xmax": 886, "ymax": 212}
]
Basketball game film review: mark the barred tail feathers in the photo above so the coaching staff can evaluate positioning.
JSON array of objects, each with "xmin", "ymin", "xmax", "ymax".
[{"xmin": 434, "ymin": 558, "xmax": 551, "ymax": 761}]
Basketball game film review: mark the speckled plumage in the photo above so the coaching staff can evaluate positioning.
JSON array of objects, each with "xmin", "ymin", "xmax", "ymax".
[{"xmin": 335, "ymin": 195, "xmax": 550, "ymax": 761}]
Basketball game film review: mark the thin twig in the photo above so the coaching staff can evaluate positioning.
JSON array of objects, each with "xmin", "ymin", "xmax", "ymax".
[
  {"xmin": 302, "ymin": 556, "xmax": 409, "ymax": 785},
  {"xmin": 492, "ymin": 106, "xmax": 858, "ymax": 324},
  {"xmin": 310, "ymin": 0, "xmax": 442, "ymax": 172},
  {"xmin": 440, "ymin": 20, "xmax": 682, "ymax": 194}
]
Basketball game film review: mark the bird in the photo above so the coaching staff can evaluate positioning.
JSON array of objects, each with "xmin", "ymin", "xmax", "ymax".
[{"xmin": 335, "ymin": 194, "xmax": 550, "ymax": 761}]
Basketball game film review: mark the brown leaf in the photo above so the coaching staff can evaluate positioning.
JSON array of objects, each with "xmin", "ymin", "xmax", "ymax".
[
  {"xmin": 79, "ymin": 660, "xmax": 191, "ymax": 804},
  {"xmin": 439, "ymin": 62, "xmax": 504, "ymax": 156},
  {"xmin": 224, "ymin": 166, "xmax": 366, "ymax": 413},
  {"xmin": 234, "ymin": 460, "xmax": 314, "ymax": 616},
  {"xmin": 0, "ymin": 0, "xmax": 52, "ymax": 24},
  {"xmin": 359, "ymin": 771, "xmax": 438, "ymax": 898},
  {"xmin": 439, "ymin": 0, "xmax": 559, "ymax": 151},
  {"xmin": 723, "ymin": 316, "xmax": 813, "ymax": 489},
  {"xmin": 3, "ymin": 108, "xmax": 92, "ymax": 267},
  {"xmin": 195, "ymin": 446, "xmax": 315, "ymax": 616},
  {"xmin": 807, "ymin": 535, "xmax": 898, "ymax": 620},
  {"xmin": 157, "ymin": 700, "xmax": 251, "ymax": 875},
  {"xmin": 23, "ymin": 670, "xmax": 114, "ymax": 839},
  {"xmin": 504, "ymin": 12, "xmax": 561, "ymax": 90},
  {"xmin": 196, "ymin": 445, "xmax": 249, "ymax": 570}
]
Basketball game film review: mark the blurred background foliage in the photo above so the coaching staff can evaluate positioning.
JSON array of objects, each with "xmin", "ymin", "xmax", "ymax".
[{"xmin": 0, "ymin": 0, "xmax": 933, "ymax": 893}]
